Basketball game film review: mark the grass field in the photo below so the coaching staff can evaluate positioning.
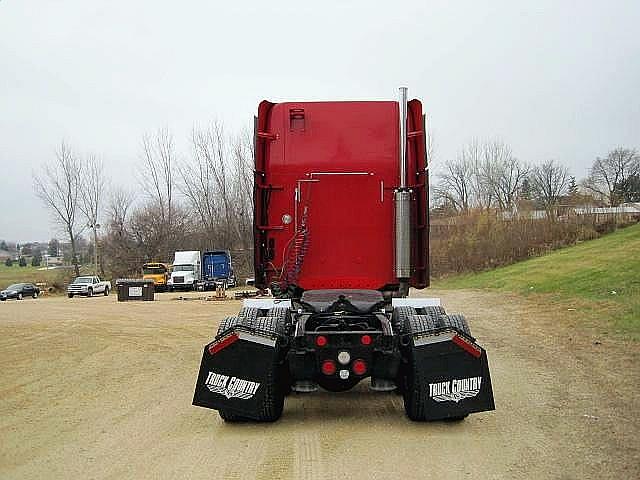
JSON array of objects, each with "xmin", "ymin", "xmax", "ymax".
[
  {"xmin": 0, "ymin": 264, "xmax": 92, "ymax": 290},
  {"xmin": 435, "ymin": 222, "xmax": 640, "ymax": 338}
]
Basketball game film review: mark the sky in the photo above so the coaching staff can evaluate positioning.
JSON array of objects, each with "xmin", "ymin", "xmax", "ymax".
[{"xmin": 1, "ymin": 0, "xmax": 638, "ymax": 242}]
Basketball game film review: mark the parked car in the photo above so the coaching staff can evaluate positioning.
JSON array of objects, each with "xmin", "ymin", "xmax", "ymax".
[
  {"xmin": 67, "ymin": 276, "xmax": 111, "ymax": 298},
  {"xmin": 0, "ymin": 283, "xmax": 40, "ymax": 301}
]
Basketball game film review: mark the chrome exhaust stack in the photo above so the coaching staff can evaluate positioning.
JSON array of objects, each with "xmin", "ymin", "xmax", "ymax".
[
  {"xmin": 398, "ymin": 86, "xmax": 408, "ymax": 190},
  {"xmin": 395, "ymin": 87, "xmax": 411, "ymax": 293}
]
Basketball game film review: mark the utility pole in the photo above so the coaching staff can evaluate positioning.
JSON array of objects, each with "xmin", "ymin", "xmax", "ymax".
[{"xmin": 88, "ymin": 223, "xmax": 101, "ymax": 275}]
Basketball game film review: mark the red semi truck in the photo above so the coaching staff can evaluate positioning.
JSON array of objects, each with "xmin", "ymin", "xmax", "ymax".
[{"xmin": 193, "ymin": 88, "xmax": 495, "ymax": 422}]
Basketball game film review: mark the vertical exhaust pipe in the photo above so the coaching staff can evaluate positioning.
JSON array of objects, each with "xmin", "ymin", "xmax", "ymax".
[
  {"xmin": 398, "ymin": 86, "xmax": 408, "ymax": 189},
  {"xmin": 395, "ymin": 87, "xmax": 411, "ymax": 292}
]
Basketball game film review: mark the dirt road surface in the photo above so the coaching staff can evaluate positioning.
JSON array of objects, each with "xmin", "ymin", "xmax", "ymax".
[{"xmin": 1, "ymin": 290, "xmax": 638, "ymax": 479}]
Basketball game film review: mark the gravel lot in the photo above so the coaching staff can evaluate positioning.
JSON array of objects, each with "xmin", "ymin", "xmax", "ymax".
[{"xmin": 1, "ymin": 289, "xmax": 638, "ymax": 479}]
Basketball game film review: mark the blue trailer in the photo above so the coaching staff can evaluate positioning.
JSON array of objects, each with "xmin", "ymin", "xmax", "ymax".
[{"xmin": 202, "ymin": 251, "xmax": 237, "ymax": 290}]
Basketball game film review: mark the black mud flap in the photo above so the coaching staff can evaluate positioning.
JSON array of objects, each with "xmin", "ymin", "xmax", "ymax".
[
  {"xmin": 411, "ymin": 329, "xmax": 495, "ymax": 420},
  {"xmin": 193, "ymin": 328, "xmax": 279, "ymax": 419}
]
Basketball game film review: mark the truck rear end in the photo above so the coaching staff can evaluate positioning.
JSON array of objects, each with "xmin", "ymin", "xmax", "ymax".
[{"xmin": 193, "ymin": 89, "xmax": 495, "ymax": 422}]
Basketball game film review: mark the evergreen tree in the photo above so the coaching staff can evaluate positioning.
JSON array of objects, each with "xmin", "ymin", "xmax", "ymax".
[
  {"xmin": 4, "ymin": 258, "xmax": 13, "ymax": 267},
  {"xmin": 48, "ymin": 238, "xmax": 60, "ymax": 257},
  {"xmin": 519, "ymin": 178, "xmax": 533, "ymax": 200},
  {"xmin": 18, "ymin": 256, "xmax": 27, "ymax": 267},
  {"xmin": 568, "ymin": 176, "xmax": 579, "ymax": 196},
  {"xmin": 614, "ymin": 174, "xmax": 640, "ymax": 203},
  {"xmin": 31, "ymin": 254, "xmax": 42, "ymax": 267}
]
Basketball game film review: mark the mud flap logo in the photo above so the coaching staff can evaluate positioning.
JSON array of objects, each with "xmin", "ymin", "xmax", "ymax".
[
  {"xmin": 205, "ymin": 371, "xmax": 261, "ymax": 400},
  {"xmin": 429, "ymin": 376, "xmax": 482, "ymax": 403}
]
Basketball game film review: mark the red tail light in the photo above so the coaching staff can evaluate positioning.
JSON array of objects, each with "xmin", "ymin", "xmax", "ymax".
[
  {"xmin": 316, "ymin": 335, "xmax": 328, "ymax": 347},
  {"xmin": 321, "ymin": 359, "xmax": 336, "ymax": 375},
  {"xmin": 360, "ymin": 334, "xmax": 372, "ymax": 346},
  {"xmin": 352, "ymin": 359, "xmax": 367, "ymax": 376}
]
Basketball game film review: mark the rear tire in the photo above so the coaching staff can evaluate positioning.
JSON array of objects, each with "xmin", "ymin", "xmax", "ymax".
[
  {"xmin": 254, "ymin": 348, "xmax": 285, "ymax": 422},
  {"xmin": 215, "ymin": 315, "xmax": 253, "ymax": 422},
  {"xmin": 252, "ymin": 315, "xmax": 286, "ymax": 420},
  {"xmin": 259, "ymin": 310, "xmax": 288, "ymax": 335},
  {"xmin": 406, "ymin": 314, "xmax": 439, "ymax": 334},
  {"xmin": 392, "ymin": 306, "xmax": 416, "ymax": 334},
  {"xmin": 217, "ymin": 314, "xmax": 286, "ymax": 422},
  {"xmin": 104, "ymin": 287, "xmax": 109, "ymax": 296},
  {"xmin": 238, "ymin": 307, "xmax": 259, "ymax": 329},
  {"xmin": 422, "ymin": 305, "xmax": 446, "ymax": 321},
  {"xmin": 444, "ymin": 415, "xmax": 468, "ymax": 422},
  {"xmin": 439, "ymin": 314, "xmax": 472, "ymax": 337},
  {"xmin": 401, "ymin": 312, "xmax": 440, "ymax": 421},
  {"xmin": 216, "ymin": 316, "xmax": 242, "ymax": 338},
  {"xmin": 218, "ymin": 410, "xmax": 246, "ymax": 422}
]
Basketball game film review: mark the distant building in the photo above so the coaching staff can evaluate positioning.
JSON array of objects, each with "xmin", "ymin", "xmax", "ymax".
[{"xmin": 43, "ymin": 255, "xmax": 64, "ymax": 267}]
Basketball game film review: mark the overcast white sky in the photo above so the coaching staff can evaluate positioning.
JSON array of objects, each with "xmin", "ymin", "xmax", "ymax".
[{"xmin": 1, "ymin": 1, "xmax": 639, "ymax": 242}]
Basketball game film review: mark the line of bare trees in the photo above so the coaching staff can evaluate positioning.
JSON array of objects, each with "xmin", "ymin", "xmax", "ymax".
[
  {"xmin": 33, "ymin": 143, "xmax": 107, "ymax": 276},
  {"xmin": 582, "ymin": 148, "xmax": 640, "ymax": 206},
  {"xmin": 33, "ymin": 125, "xmax": 639, "ymax": 280},
  {"xmin": 102, "ymin": 124, "xmax": 254, "ymax": 278},
  {"xmin": 433, "ymin": 139, "xmax": 639, "ymax": 215},
  {"xmin": 33, "ymin": 122, "xmax": 255, "ymax": 279}
]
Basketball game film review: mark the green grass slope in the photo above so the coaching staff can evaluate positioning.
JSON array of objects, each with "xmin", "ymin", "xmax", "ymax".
[{"xmin": 435, "ymin": 223, "xmax": 640, "ymax": 338}]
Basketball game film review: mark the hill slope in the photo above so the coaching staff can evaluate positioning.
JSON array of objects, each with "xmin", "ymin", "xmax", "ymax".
[{"xmin": 435, "ymin": 223, "xmax": 640, "ymax": 338}]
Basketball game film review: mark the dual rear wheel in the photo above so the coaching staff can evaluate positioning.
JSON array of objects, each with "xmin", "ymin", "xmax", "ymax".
[
  {"xmin": 394, "ymin": 306, "xmax": 472, "ymax": 422},
  {"xmin": 216, "ymin": 308, "xmax": 289, "ymax": 423}
]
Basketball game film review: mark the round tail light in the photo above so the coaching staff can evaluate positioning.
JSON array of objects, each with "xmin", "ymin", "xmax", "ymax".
[
  {"xmin": 321, "ymin": 360, "xmax": 336, "ymax": 376},
  {"xmin": 352, "ymin": 359, "xmax": 367, "ymax": 376},
  {"xmin": 360, "ymin": 334, "xmax": 372, "ymax": 346},
  {"xmin": 316, "ymin": 335, "xmax": 328, "ymax": 347}
]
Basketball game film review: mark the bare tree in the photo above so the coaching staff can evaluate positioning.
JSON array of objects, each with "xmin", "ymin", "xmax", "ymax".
[
  {"xmin": 481, "ymin": 140, "xmax": 529, "ymax": 212},
  {"xmin": 107, "ymin": 186, "xmax": 135, "ymax": 236},
  {"xmin": 180, "ymin": 126, "xmax": 221, "ymax": 249},
  {"xmin": 79, "ymin": 155, "xmax": 107, "ymax": 274},
  {"xmin": 139, "ymin": 128, "xmax": 176, "ymax": 255},
  {"xmin": 466, "ymin": 140, "xmax": 494, "ymax": 210},
  {"xmin": 184, "ymin": 122, "xmax": 242, "ymax": 248},
  {"xmin": 230, "ymin": 128, "xmax": 255, "ymax": 249},
  {"xmin": 33, "ymin": 142, "xmax": 84, "ymax": 276},
  {"xmin": 583, "ymin": 148, "xmax": 640, "ymax": 206},
  {"xmin": 530, "ymin": 159, "xmax": 570, "ymax": 216},
  {"xmin": 435, "ymin": 156, "xmax": 473, "ymax": 212},
  {"xmin": 440, "ymin": 139, "xmax": 527, "ymax": 213}
]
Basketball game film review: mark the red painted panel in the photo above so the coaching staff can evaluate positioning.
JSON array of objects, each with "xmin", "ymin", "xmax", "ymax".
[{"xmin": 254, "ymin": 100, "xmax": 427, "ymax": 292}]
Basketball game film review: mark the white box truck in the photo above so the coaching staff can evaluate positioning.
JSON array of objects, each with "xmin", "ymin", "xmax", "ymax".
[{"xmin": 168, "ymin": 251, "xmax": 201, "ymax": 291}]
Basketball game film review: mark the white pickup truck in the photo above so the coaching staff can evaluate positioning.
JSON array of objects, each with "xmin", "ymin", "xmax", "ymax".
[{"xmin": 67, "ymin": 276, "xmax": 111, "ymax": 298}]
